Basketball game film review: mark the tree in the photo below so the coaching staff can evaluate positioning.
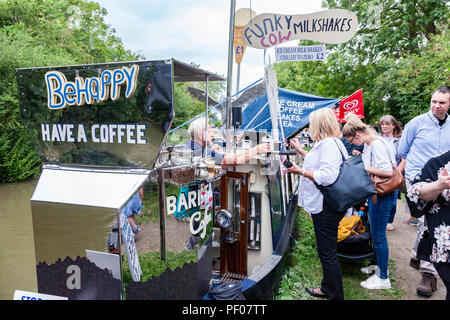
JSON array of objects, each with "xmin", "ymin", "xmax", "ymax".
[
  {"xmin": 274, "ymin": 0, "xmax": 449, "ymax": 126},
  {"xmin": 323, "ymin": 0, "xmax": 449, "ymax": 62},
  {"xmin": 0, "ymin": 0, "xmax": 222, "ymax": 181},
  {"xmin": 0, "ymin": 0, "xmax": 139, "ymax": 182},
  {"xmin": 373, "ymin": 31, "xmax": 450, "ymax": 124}
]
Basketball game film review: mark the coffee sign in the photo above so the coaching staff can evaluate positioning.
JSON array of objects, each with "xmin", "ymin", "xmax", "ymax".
[
  {"xmin": 16, "ymin": 60, "xmax": 175, "ymax": 168},
  {"xmin": 243, "ymin": 9, "xmax": 358, "ymax": 49}
]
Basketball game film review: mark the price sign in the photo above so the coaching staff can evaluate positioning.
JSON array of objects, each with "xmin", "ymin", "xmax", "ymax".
[{"xmin": 275, "ymin": 45, "xmax": 327, "ymax": 62}]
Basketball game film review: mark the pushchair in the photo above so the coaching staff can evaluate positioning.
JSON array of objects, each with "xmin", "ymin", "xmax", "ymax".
[{"xmin": 336, "ymin": 201, "xmax": 375, "ymax": 261}]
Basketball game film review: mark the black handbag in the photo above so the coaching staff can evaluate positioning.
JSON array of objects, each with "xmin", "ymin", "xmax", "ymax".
[{"xmin": 315, "ymin": 140, "xmax": 376, "ymax": 213}]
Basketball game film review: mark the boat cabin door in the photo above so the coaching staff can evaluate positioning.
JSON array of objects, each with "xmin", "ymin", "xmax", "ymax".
[{"xmin": 219, "ymin": 171, "xmax": 249, "ymax": 275}]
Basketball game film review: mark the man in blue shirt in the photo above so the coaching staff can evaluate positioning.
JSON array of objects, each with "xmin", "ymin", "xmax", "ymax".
[
  {"xmin": 398, "ymin": 85, "xmax": 450, "ymax": 297},
  {"xmin": 183, "ymin": 117, "xmax": 270, "ymax": 250},
  {"xmin": 187, "ymin": 117, "xmax": 271, "ymax": 167}
]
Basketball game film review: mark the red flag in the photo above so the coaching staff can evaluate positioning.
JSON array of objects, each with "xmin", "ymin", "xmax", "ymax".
[
  {"xmin": 338, "ymin": 89, "xmax": 364, "ymax": 123},
  {"xmin": 333, "ymin": 104, "xmax": 340, "ymax": 121}
]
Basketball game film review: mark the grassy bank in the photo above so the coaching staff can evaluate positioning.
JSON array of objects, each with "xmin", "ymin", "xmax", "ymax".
[{"xmin": 276, "ymin": 208, "xmax": 406, "ymax": 300}]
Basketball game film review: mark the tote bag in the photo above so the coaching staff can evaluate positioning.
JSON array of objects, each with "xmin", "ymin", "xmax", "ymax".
[{"xmin": 315, "ymin": 140, "xmax": 376, "ymax": 213}]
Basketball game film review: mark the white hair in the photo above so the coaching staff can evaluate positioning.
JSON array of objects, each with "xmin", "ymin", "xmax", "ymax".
[{"xmin": 188, "ymin": 117, "xmax": 207, "ymax": 140}]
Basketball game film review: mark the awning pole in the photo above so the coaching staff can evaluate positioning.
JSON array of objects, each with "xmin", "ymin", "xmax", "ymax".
[
  {"xmin": 157, "ymin": 167, "xmax": 167, "ymax": 261},
  {"xmin": 225, "ymin": 0, "xmax": 236, "ymax": 136},
  {"xmin": 204, "ymin": 75, "xmax": 209, "ymax": 158},
  {"xmin": 236, "ymin": 63, "xmax": 240, "ymax": 93}
]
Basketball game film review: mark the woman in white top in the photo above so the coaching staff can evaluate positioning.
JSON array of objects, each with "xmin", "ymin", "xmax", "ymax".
[
  {"xmin": 379, "ymin": 115, "xmax": 405, "ymax": 231},
  {"xmin": 288, "ymin": 107, "xmax": 349, "ymax": 300},
  {"xmin": 342, "ymin": 114, "xmax": 396, "ymax": 290}
]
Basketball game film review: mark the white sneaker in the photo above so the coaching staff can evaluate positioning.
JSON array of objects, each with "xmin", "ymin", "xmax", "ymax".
[
  {"xmin": 360, "ymin": 265, "xmax": 389, "ymax": 276},
  {"xmin": 360, "ymin": 274, "xmax": 391, "ymax": 290},
  {"xmin": 360, "ymin": 265, "xmax": 378, "ymax": 275}
]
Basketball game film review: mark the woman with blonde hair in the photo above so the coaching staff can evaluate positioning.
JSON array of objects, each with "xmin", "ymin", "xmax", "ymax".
[
  {"xmin": 288, "ymin": 107, "xmax": 349, "ymax": 300},
  {"xmin": 342, "ymin": 114, "xmax": 397, "ymax": 290}
]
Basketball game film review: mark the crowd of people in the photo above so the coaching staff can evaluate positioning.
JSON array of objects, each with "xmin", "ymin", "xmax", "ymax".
[
  {"xmin": 287, "ymin": 86, "xmax": 450, "ymax": 300},
  {"xmin": 132, "ymin": 85, "xmax": 448, "ymax": 300}
]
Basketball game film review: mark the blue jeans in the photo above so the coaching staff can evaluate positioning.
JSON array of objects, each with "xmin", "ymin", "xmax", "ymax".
[
  {"xmin": 368, "ymin": 192, "xmax": 396, "ymax": 279},
  {"xmin": 388, "ymin": 189, "xmax": 398, "ymax": 224}
]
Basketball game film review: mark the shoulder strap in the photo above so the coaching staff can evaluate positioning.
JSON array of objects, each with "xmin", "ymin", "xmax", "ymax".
[
  {"xmin": 332, "ymin": 138, "xmax": 346, "ymax": 162},
  {"xmin": 370, "ymin": 143, "xmax": 372, "ymax": 167}
]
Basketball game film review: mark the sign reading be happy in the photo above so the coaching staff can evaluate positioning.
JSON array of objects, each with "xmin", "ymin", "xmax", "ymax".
[{"xmin": 45, "ymin": 64, "xmax": 139, "ymax": 110}]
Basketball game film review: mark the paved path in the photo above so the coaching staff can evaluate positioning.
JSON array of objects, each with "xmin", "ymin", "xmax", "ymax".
[{"xmin": 388, "ymin": 199, "xmax": 446, "ymax": 300}]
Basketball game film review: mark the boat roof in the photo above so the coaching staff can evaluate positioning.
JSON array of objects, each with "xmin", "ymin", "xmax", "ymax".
[
  {"xmin": 172, "ymin": 59, "xmax": 225, "ymax": 82},
  {"xmin": 15, "ymin": 58, "xmax": 225, "ymax": 83}
]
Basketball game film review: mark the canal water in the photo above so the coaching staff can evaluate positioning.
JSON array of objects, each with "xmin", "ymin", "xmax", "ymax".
[{"xmin": 0, "ymin": 179, "xmax": 38, "ymax": 299}]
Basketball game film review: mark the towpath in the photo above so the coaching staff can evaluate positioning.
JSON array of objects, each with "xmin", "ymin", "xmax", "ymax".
[{"xmin": 388, "ymin": 199, "xmax": 446, "ymax": 300}]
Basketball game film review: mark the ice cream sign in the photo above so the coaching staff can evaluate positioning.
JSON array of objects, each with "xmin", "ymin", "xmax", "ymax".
[
  {"xmin": 45, "ymin": 64, "xmax": 139, "ymax": 110},
  {"xmin": 243, "ymin": 9, "xmax": 358, "ymax": 49}
]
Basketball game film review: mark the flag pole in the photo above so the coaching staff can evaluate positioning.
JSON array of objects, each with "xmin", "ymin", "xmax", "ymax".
[{"xmin": 225, "ymin": 0, "xmax": 236, "ymax": 133}]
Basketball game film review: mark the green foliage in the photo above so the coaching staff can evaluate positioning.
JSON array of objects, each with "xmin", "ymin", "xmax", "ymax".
[
  {"xmin": 0, "ymin": 0, "xmax": 140, "ymax": 182},
  {"xmin": 323, "ymin": 0, "xmax": 449, "ymax": 62},
  {"xmin": 373, "ymin": 31, "xmax": 450, "ymax": 123},
  {"xmin": 122, "ymin": 250, "xmax": 196, "ymax": 291},
  {"xmin": 0, "ymin": 0, "xmax": 222, "ymax": 181},
  {"xmin": 276, "ymin": 208, "xmax": 405, "ymax": 300},
  {"xmin": 276, "ymin": 209, "xmax": 323, "ymax": 299},
  {"xmin": 274, "ymin": 1, "xmax": 449, "ymax": 126},
  {"xmin": 0, "ymin": 128, "xmax": 40, "ymax": 182},
  {"xmin": 173, "ymin": 83, "xmax": 207, "ymax": 129}
]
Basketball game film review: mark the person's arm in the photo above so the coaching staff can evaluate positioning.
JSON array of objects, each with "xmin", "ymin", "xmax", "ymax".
[
  {"xmin": 397, "ymin": 158, "xmax": 406, "ymax": 173},
  {"xmin": 419, "ymin": 168, "xmax": 450, "ymax": 201},
  {"xmin": 288, "ymin": 139, "xmax": 343, "ymax": 185},
  {"xmin": 365, "ymin": 166, "xmax": 393, "ymax": 177},
  {"xmin": 312, "ymin": 139, "xmax": 343, "ymax": 186},
  {"xmin": 286, "ymin": 163, "xmax": 316, "ymax": 183},
  {"xmin": 290, "ymin": 139, "xmax": 307, "ymax": 157},
  {"xmin": 221, "ymin": 142, "xmax": 271, "ymax": 166},
  {"xmin": 397, "ymin": 122, "xmax": 414, "ymax": 160}
]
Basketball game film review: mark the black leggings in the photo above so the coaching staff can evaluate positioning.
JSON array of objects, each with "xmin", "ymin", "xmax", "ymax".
[
  {"xmin": 434, "ymin": 262, "xmax": 450, "ymax": 300},
  {"xmin": 311, "ymin": 203, "xmax": 346, "ymax": 300}
]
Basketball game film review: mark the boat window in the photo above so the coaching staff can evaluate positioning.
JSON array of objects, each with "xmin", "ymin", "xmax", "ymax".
[{"xmin": 267, "ymin": 169, "xmax": 286, "ymax": 248}]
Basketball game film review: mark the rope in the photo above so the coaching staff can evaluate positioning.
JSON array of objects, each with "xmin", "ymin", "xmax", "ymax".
[
  {"xmin": 209, "ymin": 282, "xmax": 246, "ymax": 300},
  {"xmin": 241, "ymin": 100, "xmax": 269, "ymax": 131}
]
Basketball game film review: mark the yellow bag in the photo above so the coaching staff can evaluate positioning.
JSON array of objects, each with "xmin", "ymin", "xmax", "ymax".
[{"xmin": 337, "ymin": 215, "xmax": 366, "ymax": 242}]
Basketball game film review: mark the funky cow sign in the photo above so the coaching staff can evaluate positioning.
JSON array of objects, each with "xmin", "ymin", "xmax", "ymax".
[{"xmin": 243, "ymin": 9, "xmax": 358, "ymax": 49}]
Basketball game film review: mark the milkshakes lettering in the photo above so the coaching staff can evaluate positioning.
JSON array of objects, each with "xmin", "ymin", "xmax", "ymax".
[{"xmin": 243, "ymin": 9, "xmax": 358, "ymax": 49}]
